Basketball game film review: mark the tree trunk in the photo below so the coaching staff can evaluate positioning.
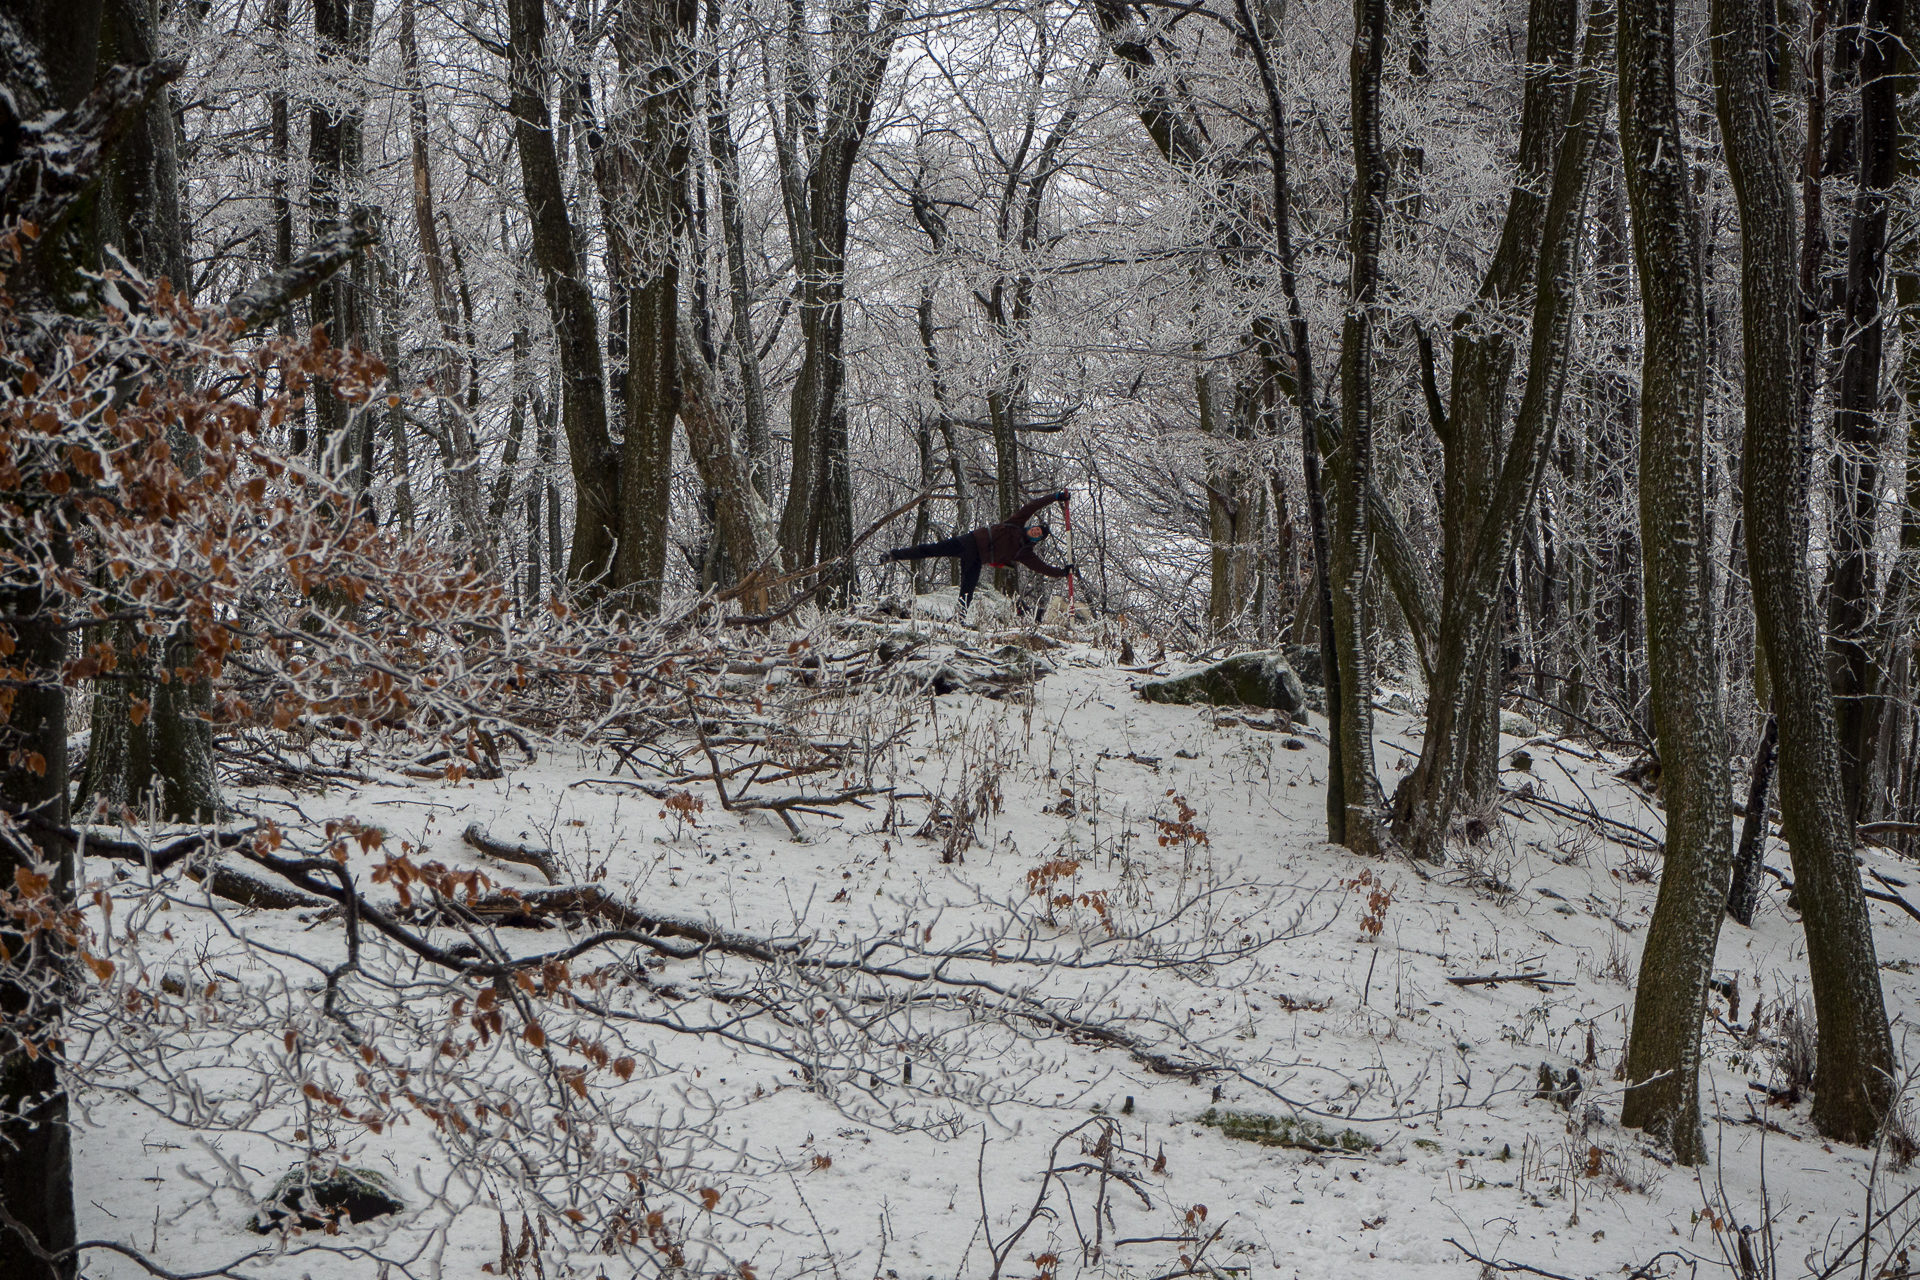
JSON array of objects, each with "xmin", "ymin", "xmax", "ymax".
[
  {"xmin": 0, "ymin": 10, "xmax": 128, "ymax": 1275},
  {"xmin": 1617, "ymin": 0, "xmax": 1734, "ymax": 1163},
  {"xmin": 603, "ymin": 0, "xmax": 697, "ymax": 613},
  {"xmin": 703, "ymin": 0, "xmax": 772, "ymax": 501},
  {"xmin": 910, "ymin": 146, "xmax": 972, "ymax": 588},
  {"xmin": 1826, "ymin": 0, "xmax": 1906, "ymax": 822},
  {"xmin": 677, "ymin": 327, "xmax": 776, "ymax": 607},
  {"xmin": 400, "ymin": 0, "xmax": 489, "ymax": 564},
  {"xmin": 1440, "ymin": 0, "xmax": 1578, "ymax": 814},
  {"xmin": 1325, "ymin": 0, "xmax": 1391, "ymax": 855},
  {"xmin": 1714, "ymin": 0, "xmax": 1896, "ymax": 1145},
  {"xmin": 305, "ymin": 0, "xmax": 371, "ymax": 479},
  {"xmin": 771, "ymin": 0, "xmax": 906, "ymax": 593},
  {"xmin": 1727, "ymin": 711, "xmax": 1777, "ymax": 927},
  {"xmin": 506, "ymin": 0, "xmax": 618, "ymax": 588},
  {"xmin": 1237, "ymin": 0, "xmax": 1345, "ymax": 843},
  {"xmin": 1391, "ymin": 0, "xmax": 1605, "ymax": 863},
  {"xmin": 78, "ymin": 0, "xmax": 216, "ymax": 828},
  {"xmin": 374, "ymin": 232, "xmax": 416, "ymax": 536}
]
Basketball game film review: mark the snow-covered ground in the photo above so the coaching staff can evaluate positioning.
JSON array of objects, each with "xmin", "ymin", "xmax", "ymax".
[{"xmin": 67, "ymin": 627, "xmax": 1920, "ymax": 1279}]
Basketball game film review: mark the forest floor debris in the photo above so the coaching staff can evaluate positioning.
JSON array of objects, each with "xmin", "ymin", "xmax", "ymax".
[{"xmin": 62, "ymin": 631, "xmax": 1920, "ymax": 1278}]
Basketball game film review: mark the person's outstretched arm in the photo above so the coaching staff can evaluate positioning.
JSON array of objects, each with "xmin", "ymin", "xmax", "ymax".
[
  {"xmin": 1014, "ymin": 548, "xmax": 1071, "ymax": 578},
  {"xmin": 1008, "ymin": 489, "xmax": 1069, "ymax": 525}
]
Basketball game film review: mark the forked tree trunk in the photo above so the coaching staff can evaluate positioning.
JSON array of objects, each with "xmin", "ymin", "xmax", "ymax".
[
  {"xmin": 771, "ymin": 0, "xmax": 906, "ymax": 591},
  {"xmin": 1436, "ymin": 0, "xmax": 1577, "ymax": 818},
  {"xmin": 506, "ymin": 0, "xmax": 618, "ymax": 588},
  {"xmin": 1391, "ymin": 0, "xmax": 1606, "ymax": 864},
  {"xmin": 1617, "ymin": 0, "xmax": 1732, "ymax": 1163},
  {"xmin": 1713, "ymin": 0, "xmax": 1896, "ymax": 1146}
]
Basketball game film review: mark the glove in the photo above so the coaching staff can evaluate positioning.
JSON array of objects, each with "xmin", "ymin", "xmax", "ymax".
[
  {"xmin": 1053, "ymin": 490, "xmax": 1070, "ymax": 504},
  {"xmin": 1062, "ymin": 562, "xmax": 1076, "ymax": 574}
]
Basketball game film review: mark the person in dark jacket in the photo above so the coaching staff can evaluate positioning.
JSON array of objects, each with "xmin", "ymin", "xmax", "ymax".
[{"xmin": 884, "ymin": 490, "xmax": 1073, "ymax": 608}]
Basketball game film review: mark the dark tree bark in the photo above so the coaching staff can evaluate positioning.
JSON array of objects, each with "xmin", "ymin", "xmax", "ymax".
[
  {"xmin": 1615, "ymin": 0, "xmax": 1733, "ymax": 1163},
  {"xmin": 770, "ymin": 0, "xmax": 906, "ymax": 594},
  {"xmin": 304, "ymin": 0, "xmax": 372, "ymax": 477},
  {"xmin": 0, "ymin": 17, "xmax": 172, "ymax": 1280},
  {"xmin": 677, "ymin": 326, "xmax": 775, "ymax": 607},
  {"xmin": 1325, "ymin": 0, "xmax": 1391, "ymax": 854},
  {"xmin": 506, "ymin": 0, "xmax": 618, "ymax": 587},
  {"xmin": 76, "ymin": 0, "xmax": 215, "ymax": 828},
  {"xmin": 1238, "ymin": 0, "xmax": 1345, "ymax": 844},
  {"xmin": 1714, "ymin": 0, "xmax": 1897, "ymax": 1145},
  {"xmin": 1727, "ymin": 712, "xmax": 1777, "ymax": 926},
  {"xmin": 605, "ymin": 0, "xmax": 698, "ymax": 613},
  {"xmin": 1391, "ymin": 0, "xmax": 1605, "ymax": 864},
  {"xmin": 1826, "ymin": 0, "xmax": 1906, "ymax": 823}
]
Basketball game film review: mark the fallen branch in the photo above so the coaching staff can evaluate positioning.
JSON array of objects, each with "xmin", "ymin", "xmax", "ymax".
[
  {"xmin": 12, "ymin": 811, "xmax": 255, "ymax": 873},
  {"xmin": 1512, "ymin": 790, "xmax": 1664, "ymax": 852},
  {"xmin": 401, "ymin": 749, "xmax": 502, "ymax": 780},
  {"xmin": 1765, "ymin": 862, "xmax": 1920, "ymax": 925},
  {"xmin": 1446, "ymin": 972, "xmax": 1571, "ymax": 989},
  {"xmin": 1443, "ymin": 1240, "xmax": 1580, "ymax": 1280},
  {"xmin": 461, "ymin": 823, "xmax": 560, "ymax": 885},
  {"xmin": 726, "ymin": 489, "xmax": 935, "ymax": 629}
]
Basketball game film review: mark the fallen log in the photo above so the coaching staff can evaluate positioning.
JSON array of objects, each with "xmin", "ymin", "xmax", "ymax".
[
  {"xmin": 185, "ymin": 858, "xmax": 328, "ymax": 911},
  {"xmin": 462, "ymin": 823, "xmax": 561, "ymax": 884}
]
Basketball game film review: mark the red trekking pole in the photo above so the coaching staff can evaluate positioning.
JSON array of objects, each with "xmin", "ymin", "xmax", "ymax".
[{"xmin": 1062, "ymin": 495, "xmax": 1074, "ymax": 623}]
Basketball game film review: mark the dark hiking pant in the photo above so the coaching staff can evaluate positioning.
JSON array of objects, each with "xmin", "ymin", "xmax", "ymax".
[{"xmin": 887, "ymin": 534, "xmax": 983, "ymax": 604}]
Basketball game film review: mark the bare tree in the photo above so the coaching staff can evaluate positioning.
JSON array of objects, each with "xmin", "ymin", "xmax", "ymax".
[
  {"xmin": 770, "ymin": 0, "xmax": 907, "ymax": 593},
  {"xmin": 1714, "ymin": 0, "xmax": 1896, "ymax": 1146},
  {"xmin": 505, "ymin": 0, "xmax": 619, "ymax": 588},
  {"xmin": 1615, "ymin": 0, "xmax": 1732, "ymax": 1163}
]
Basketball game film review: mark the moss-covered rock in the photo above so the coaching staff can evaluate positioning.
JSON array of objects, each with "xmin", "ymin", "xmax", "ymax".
[
  {"xmin": 1138, "ymin": 651, "xmax": 1307, "ymax": 713},
  {"xmin": 252, "ymin": 1164, "xmax": 403, "ymax": 1233},
  {"xmin": 1198, "ymin": 1107, "xmax": 1375, "ymax": 1152}
]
